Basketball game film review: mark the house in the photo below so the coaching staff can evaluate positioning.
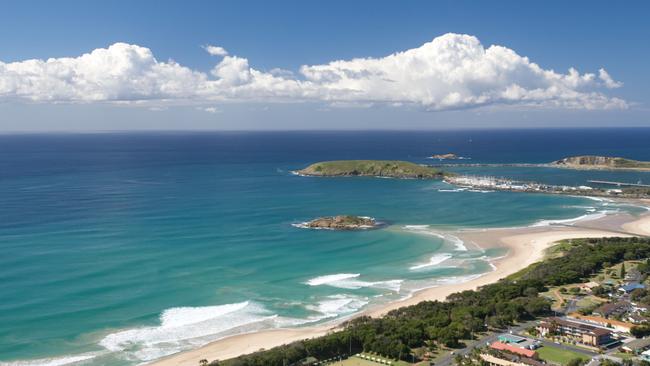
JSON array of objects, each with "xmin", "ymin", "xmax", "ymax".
[
  {"xmin": 489, "ymin": 342, "xmax": 538, "ymax": 359},
  {"xmin": 625, "ymin": 269, "xmax": 643, "ymax": 283},
  {"xmin": 642, "ymin": 349, "xmax": 650, "ymax": 362},
  {"xmin": 627, "ymin": 313, "xmax": 649, "ymax": 324},
  {"xmin": 621, "ymin": 337, "xmax": 650, "ymax": 354},
  {"xmin": 619, "ymin": 282, "xmax": 645, "ymax": 294},
  {"xmin": 579, "ymin": 281, "xmax": 600, "ymax": 293},
  {"xmin": 593, "ymin": 301, "xmax": 632, "ymax": 318},
  {"xmin": 537, "ymin": 317, "xmax": 614, "ymax": 347}
]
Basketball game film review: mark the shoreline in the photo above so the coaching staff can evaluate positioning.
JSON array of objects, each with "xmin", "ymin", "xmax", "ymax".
[{"xmin": 149, "ymin": 205, "xmax": 650, "ymax": 366}]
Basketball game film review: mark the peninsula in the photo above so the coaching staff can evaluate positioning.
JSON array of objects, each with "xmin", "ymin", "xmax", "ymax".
[
  {"xmin": 295, "ymin": 160, "xmax": 446, "ymax": 179},
  {"xmin": 550, "ymin": 155, "xmax": 650, "ymax": 171},
  {"xmin": 296, "ymin": 215, "xmax": 378, "ymax": 230}
]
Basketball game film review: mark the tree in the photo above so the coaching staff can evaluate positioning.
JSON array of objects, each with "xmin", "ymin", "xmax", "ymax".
[
  {"xmin": 566, "ymin": 357, "xmax": 584, "ymax": 366},
  {"xmin": 199, "ymin": 359, "xmax": 208, "ymax": 366},
  {"xmin": 621, "ymin": 262, "xmax": 627, "ymax": 279}
]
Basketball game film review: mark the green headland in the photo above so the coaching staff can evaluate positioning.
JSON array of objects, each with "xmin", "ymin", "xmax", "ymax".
[
  {"xmin": 296, "ymin": 160, "xmax": 446, "ymax": 179},
  {"xmin": 551, "ymin": 155, "xmax": 650, "ymax": 171}
]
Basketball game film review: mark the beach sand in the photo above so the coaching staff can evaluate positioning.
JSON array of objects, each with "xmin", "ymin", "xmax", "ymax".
[{"xmin": 149, "ymin": 208, "xmax": 650, "ymax": 366}]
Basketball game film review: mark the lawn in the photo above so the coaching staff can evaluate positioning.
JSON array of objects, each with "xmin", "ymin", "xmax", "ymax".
[
  {"xmin": 536, "ymin": 345, "xmax": 590, "ymax": 365},
  {"xmin": 327, "ymin": 355, "xmax": 411, "ymax": 366}
]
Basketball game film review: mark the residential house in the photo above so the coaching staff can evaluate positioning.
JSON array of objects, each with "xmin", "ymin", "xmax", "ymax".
[{"xmin": 593, "ymin": 301, "xmax": 632, "ymax": 318}]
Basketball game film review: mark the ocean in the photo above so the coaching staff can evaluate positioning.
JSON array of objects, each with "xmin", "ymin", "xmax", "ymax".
[{"xmin": 1, "ymin": 129, "xmax": 650, "ymax": 365}]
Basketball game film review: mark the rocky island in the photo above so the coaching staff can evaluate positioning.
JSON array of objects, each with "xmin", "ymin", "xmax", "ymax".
[
  {"xmin": 550, "ymin": 155, "xmax": 650, "ymax": 171},
  {"xmin": 294, "ymin": 215, "xmax": 379, "ymax": 230},
  {"xmin": 295, "ymin": 160, "xmax": 446, "ymax": 179}
]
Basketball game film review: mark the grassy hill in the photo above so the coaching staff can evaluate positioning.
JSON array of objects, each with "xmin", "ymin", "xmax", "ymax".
[
  {"xmin": 551, "ymin": 156, "xmax": 650, "ymax": 170},
  {"xmin": 296, "ymin": 160, "xmax": 446, "ymax": 179}
]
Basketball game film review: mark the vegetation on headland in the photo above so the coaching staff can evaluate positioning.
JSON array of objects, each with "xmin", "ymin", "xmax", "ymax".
[
  {"xmin": 207, "ymin": 237, "xmax": 650, "ymax": 366},
  {"xmin": 295, "ymin": 160, "xmax": 447, "ymax": 179},
  {"xmin": 551, "ymin": 156, "xmax": 650, "ymax": 171}
]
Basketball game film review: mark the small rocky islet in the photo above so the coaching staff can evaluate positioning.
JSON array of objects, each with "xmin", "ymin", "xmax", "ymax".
[{"xmin": 298, "ymin": 215, "xmax": 379, "ymax": 230}]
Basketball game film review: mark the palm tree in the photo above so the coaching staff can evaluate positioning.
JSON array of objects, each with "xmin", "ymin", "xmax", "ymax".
[{"xmin": 199, "ymin": 359, "xmax": 208, "ymax": 366}]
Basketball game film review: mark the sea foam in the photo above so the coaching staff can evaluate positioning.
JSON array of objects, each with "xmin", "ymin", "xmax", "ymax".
[
  {"xmin": 99, "ymin": 301, "xmax": 279, "ymax": 362},
  {"xmin": 530, "ymin": 211, "xmax": 610, "ymax": 227},
  {"xmin": 305, "ymin": 274, "xmax": 403, "ymax": 292},
  {"xmin": 409, "ymin": 253, "xmax": 453, "ymax": 270},
  {"xmin": 402, "ymin": 225, "xmax": 468, "ymax": 251},
  {"xmin": 307, "ymin": 294, "xmax": 369, "ymax": 318},
  {"xmin": 0, "ymin": 354, "xmax": 99, "ymax": 366}
]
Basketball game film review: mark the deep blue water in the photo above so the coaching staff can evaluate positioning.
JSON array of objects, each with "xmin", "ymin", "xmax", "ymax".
[{"xmin": 1, "ymin": 129, "xmax": 649, "ymax": 365}]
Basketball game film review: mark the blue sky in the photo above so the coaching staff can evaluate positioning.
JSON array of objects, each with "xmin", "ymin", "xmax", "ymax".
[{"xmin": 0, "ymin": 0, "xmax": 649, "ymax": 131}]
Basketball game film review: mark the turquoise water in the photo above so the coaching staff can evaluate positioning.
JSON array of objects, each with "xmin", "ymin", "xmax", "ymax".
[{"xmin": 1, "ymin": 130, "xmax": 649, "ymax": 365}]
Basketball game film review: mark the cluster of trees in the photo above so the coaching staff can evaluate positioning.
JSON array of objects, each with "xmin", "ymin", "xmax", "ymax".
[
  {"xmin": 517, "ymin": 237, "xmax": 650, "ymax": 286},
  {"xmin": 213, "ymin": 237, "xmax": 650, "ymax": 366}
]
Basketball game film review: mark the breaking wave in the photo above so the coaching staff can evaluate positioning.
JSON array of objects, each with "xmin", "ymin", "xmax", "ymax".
[
  {"xmin": 305, "ymin": 273, "xmax": 403, "ymax": 292},
  {"xmin": 409, "ymin": 253, "xmax": 453, "ymax": 270}
]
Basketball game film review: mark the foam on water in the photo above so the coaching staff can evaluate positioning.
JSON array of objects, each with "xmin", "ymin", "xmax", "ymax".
[
  {"xmin": 409, "ymin": 253, "xmax": 453, "ymax": 270},
  {"xmin": 305, "ymin": 274, "xmax": 403, "ymax": 292},
  {"xmin": 98, "ymin": 301, "xmax": 279, "ymax": 362},
  {"xmin": 438, "ymin": 188, "xmax": 467, "ymax": 192},
  {"xmin": 307, "ymin": 295, "xmax": 369, "ymax": 318},
  {"xmin": 0, "ymin": 354, "xmax": 99, "ymax": 366},
  {"xmin": 402, "ymin": 225, "xmax": 468, "ymax": 251},
  {"xmin": 530, "ymin": 211, "xmax": 609, "ymax": 227},
  {"xmin": 305, "ymin": 273, "xmax": 360, "ymax": 286}
]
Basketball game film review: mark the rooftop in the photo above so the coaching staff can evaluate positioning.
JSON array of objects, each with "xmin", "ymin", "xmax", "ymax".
[
  {"xmin": 490, "ymin": 341, "xmax": 537, "ymax": 358},
  {"xmin": 541, "ymin": 317, "xmax": 613, "ymax": 336}
]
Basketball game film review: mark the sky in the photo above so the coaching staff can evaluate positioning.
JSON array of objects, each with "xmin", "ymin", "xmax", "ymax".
[{"xmin": 0, "ymin": 0, "xmax": 649, "ymax": 131}]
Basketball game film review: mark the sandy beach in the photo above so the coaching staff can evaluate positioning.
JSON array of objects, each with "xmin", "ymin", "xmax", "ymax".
[{"xmin": 149, "ymin": 207, "xmax": 650, "ymax": 366}]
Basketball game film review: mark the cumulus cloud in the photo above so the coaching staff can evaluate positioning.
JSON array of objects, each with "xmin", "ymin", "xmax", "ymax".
[
  {"xmin": 0, "ymin": 34, "xmax": 626, "ymax": 111},
  {"xmin": 598, "ymin": 68, "xmax": 623, "ymax": 89},
  {"xmin": 203, "ymin": 45, "xmax": 228, "ymax": 57}
]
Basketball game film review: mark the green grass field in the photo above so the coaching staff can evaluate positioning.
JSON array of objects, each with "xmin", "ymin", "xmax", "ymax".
[
  {"xmin": 326, "ymin": 356, "xmax": 411, "ymax": 366},
  {"xmin": 536, "ymin": 345, "xmax": 590, "ymax": 365}
]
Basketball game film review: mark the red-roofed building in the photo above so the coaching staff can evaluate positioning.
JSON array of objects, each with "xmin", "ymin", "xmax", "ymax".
[{"xmin": 490, "ymin": 341, "xmax": 538, "ymax": 359}]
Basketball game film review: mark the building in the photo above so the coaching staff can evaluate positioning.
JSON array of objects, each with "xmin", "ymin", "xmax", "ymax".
[
  {"xmin": 593, "ymin": 301, "xmax": 632, "ymax": 318},
  {"xmin": 579, "ymin": 281, "xmax": 601, "ymax": 293},
  {"xmin": 569, "ymin": 313, "xmax": 633, "ymax": 333},
  {"xmin": 498, "ymin": 334, "xmax": 527, "ymax": 344},
  {"xmin": 480, "ymin": 353, "xmax": 545, "ymax": 366},
  {"xmin": 621, "ymin": 337, "xmax": 650, "ymax": 354},
  {"xmin": 628, "ymin": 313, "xmax": 649, "ymax": 324},
  {"xmin": 537, "ymin": 317, "xmax": 614, "ymax": 347},
  {"xmin": 490, "ymin": 342, "xmax": 538, "ymax": 359},
  {"xmin": 642, "ymin": 349, "xmax": 650, "ymax": 362},
  {"xmin": 619, "ymin": 282, "xmax": 645, "ymax": 294},
  {"xmin": 625, "ymin": 269, "xmax": 643, "ymax": 283}
]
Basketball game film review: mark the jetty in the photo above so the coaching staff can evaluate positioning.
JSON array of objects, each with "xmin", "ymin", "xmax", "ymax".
[{"xmin": 587, "ymin": 180, "xmax": 650, "ymax": 188}]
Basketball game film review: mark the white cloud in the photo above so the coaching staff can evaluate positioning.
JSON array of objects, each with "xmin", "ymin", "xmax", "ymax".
[
  {"xmin": 198, "ymin": 106, "xmax": 220, "ymax": 114},
  {"xmin": 598, "ymin": 68, "xmax": 623, "ymax": 89},
  {"xmin": 0, "ymin": 34, "xmax": 626, "ymax": 111},
  {"xmin": 203, "ymin": 45, "xmax": 228, "ymax": 57}
]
